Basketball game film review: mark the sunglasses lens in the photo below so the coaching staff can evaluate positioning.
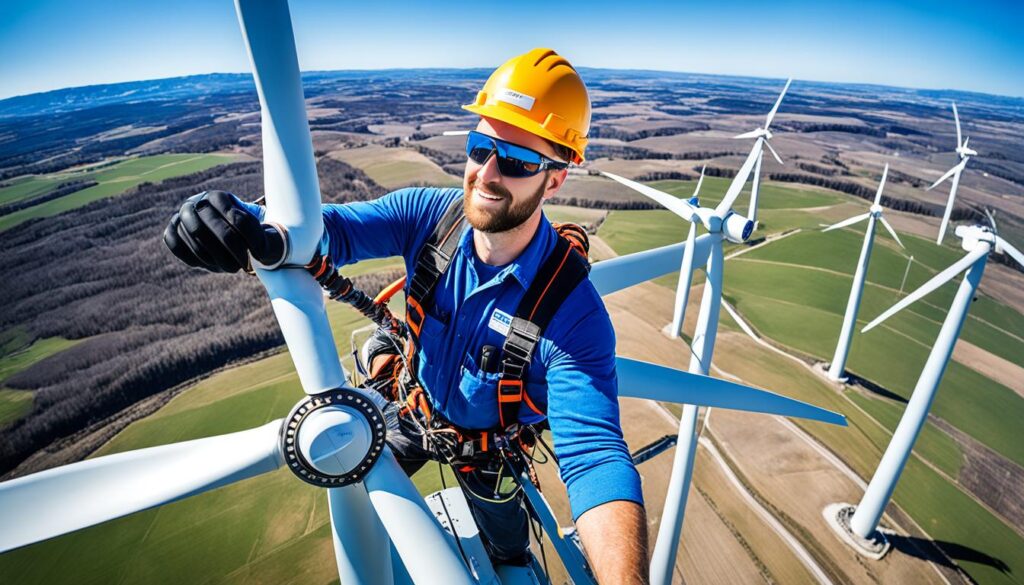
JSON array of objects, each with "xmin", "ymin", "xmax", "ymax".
[
  {"xmin": 466, "ymin": 133, "xmax": 494, "ymax": 165},
  {"xmin": 465, "ymin": 131, "xmax": 546, "ymax": 178},
  {"xmin": 497, "ymin": 157, "xmax": 540, "ymax": 178}
]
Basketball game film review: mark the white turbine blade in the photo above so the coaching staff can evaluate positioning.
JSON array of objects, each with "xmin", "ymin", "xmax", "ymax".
[
  {"xmin": 693, "ymin": 165, "xmax": 706, "ymax": 199},
  {"xmin": 878, "ymin": 216, "xmax": 905, "ymax": 249},
  {"xmin": 985, "ymin": 208, "xmax": 998, "ymax": 232},
  {"xmin": 236, "ymin": 0, "xmax": 346, "ymax": 394},
  {"xmin": 874, "ymin": 163, "xmax": 889, "ymax": 205},
  {"xmin": 862, "ymin": 246, "xmax": 989, "ymax": 332},
  {"xmin": 671, "ymin": 223, "xmax": 697, "ymax": 338},
  {"xmin": 996, "ymin": 237, "xmax": 1024, "ymax": 268},
  {"xmin": 442, "ymin": 130, "xmax": 470, "ymax": 136},
  {"xmin": 364, "ymin": 451, "xmax": 476, "ymax": 584},
  {"xmin": 952, "ymin": 102, "xmax": 962, "ymax": 148},
  {"xmin": 714, "ymin": 138, "xmax": 764, "ymax": 218},
  {"xmin": 600, "ymin": 171, "xmax": 699, "ymax": 220},
  {"xmin": 764, "ymin": 140, "xmax": 784, "ymax": 166},
  {"xmin": 0, "ymin": 421, "xmax": 284, "ymax": 553},
  {"xmin": 616, "ymin": 357, "xmax": 846, "ymax": 426},
  {"xmin": 748, "ymin": 152, "xmax": 763, "ymax": 222},
  {"xmin": 764, "ymin": 78, "xmax": 793, "ymax": 130},
  {"xmin": 936, "ymin": 164, "xmax": 965, "ymax": 244},
  {"xmin": 927, "ymin": 161, "xmax": 963, "ymax": 191},
  {"xmin": 591, "ymin": 236, "xmax": 715, "ymax": 297},
  {"xmin": 822, "ymin": 212, "xmax": 870, "ymax": 232}
]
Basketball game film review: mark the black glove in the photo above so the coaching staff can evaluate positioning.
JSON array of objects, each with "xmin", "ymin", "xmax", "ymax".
[{"xmin": 163, "ymin": 190, "xmax": 286, "ymax": 273}]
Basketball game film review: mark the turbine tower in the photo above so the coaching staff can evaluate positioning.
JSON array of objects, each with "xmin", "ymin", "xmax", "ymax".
[
  {"xmin": 843, "ymin": 213, "xmax": 1023, "ymax": 551},
  {"xmin": 928, "ymin": 102, "xmax": 978, "ymax": 244},
  {"xmin": 824, "ymin": 164, "xmax": 905, "ymax": 382}
]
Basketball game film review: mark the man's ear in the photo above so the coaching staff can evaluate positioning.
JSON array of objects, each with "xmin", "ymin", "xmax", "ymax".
[{"xmin": 543, "ymin": 168, "xmax": 569, "ymax": 201}]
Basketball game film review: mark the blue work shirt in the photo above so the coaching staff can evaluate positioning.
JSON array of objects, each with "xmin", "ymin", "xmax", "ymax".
[{"xmin": 243, "ymin": 187, "xmax": 642, "ymax": 520}]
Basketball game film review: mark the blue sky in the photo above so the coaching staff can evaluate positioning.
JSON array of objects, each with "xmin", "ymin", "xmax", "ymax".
[{"xmin": 1, "ymin": 0, "xmax": 1022, "ymax": 100}]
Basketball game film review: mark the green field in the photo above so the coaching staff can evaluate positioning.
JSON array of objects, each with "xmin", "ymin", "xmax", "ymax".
[
  {"xmin": 648, "ymin": 176, "xmax": 844, "ymax": 211},
  {"xmin": 0, "ymin": 336, "xmax": 83, "ymax": 427},
  {"xmin": 0, "ymin": 337, "xmax": 81, "ymax": 383},
  {"xmin": 0, "ymin": 175, "xmax": 66, "ymax": 206},
  {"xmin": 0, "ymin": 154, "xmax": 237, "ymax": 232},
  {"xmin": 0, "ymin": 389, "xmax": 33, "ymax": 428}
]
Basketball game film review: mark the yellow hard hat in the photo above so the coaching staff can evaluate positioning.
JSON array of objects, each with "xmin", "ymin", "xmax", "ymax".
[{"xmin": 463, "ymin": 48, "xmax": 590, "ymax": 164}]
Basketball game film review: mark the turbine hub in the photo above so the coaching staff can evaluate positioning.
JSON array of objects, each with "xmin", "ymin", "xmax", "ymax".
[
  {"xmin": 281, "ymin": 388, "xmax": 387, "ymax": 487},
  {"xmin": 870, "ymin": 204, "xmax": 883, "ymax": 215}
]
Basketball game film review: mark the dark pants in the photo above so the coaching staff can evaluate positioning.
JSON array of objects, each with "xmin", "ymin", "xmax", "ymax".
[{"xmin": 382, "ymin": 400, "xmax": 531, "ymax": 565}]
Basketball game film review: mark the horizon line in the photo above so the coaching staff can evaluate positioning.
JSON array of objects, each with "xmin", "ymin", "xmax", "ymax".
[{"xmin": 3, "ymin": 65, "xmax": 1023, "ymax": 104}]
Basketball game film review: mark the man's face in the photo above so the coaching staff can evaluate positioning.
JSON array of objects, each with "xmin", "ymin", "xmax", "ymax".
[{"xmin": 462, "ymin": 117, "xmax": 566, "ymax": 233}]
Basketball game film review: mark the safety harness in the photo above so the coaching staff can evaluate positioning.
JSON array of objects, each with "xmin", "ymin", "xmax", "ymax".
[{"xmin": 308, "ymin": 197, "xmax": 591, "ymax": 467}]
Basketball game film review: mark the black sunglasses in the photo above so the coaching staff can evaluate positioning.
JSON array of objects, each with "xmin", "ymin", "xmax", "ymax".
[{"xmin": 465, "ymin": 131, "xmax": 568, "ymax": 179}]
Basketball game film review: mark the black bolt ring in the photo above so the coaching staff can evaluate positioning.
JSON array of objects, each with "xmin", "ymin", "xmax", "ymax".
[{"xmin": 280, "ymin": 388, "xmax": 387, "ymax": 487}]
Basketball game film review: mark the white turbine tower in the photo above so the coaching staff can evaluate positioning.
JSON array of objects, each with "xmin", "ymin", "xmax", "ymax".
[
  {"xmin": 840, "ymin": 213, "xmax": 1023, "ymax": 552},
  {"xmin": 666, "ymin": 165, "xmax": 705, "ymax": 338},
  {"xmin": 600, "ymin": 108, "xmax": 792, "ymax": 584},
  {"xmin": 733, "ymin": 78, "xmax": 792, "ymax": 225},
  {"xmin": 0, "ymin": 11, "xmax": 848, "ymax": 581},
  {"xmin": 824, "ymin": 164, "xmax": 905, "ymax": 382},
  {"xmin": 928, "ymin": 102, "xmax": 978, "ymax": 244}
]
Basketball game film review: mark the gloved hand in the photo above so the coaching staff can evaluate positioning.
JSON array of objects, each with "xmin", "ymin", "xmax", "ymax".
[{"xmin": 163, "ymin": 190, "xmax": 287, "ymax": 273}]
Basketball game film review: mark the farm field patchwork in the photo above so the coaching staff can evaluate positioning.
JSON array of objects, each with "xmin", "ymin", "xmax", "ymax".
[
  {"xmin": 597, "ymin": 177, "xmax": 1024, "ymax": 583},
  {"xmin": 329, "ymin": 145, "xmax": 461, "ymax": 191},
  {"xmin": 0, "ymin": 154, "xmax": 237, "ymax": 231},
  {"xmin": 710, "ymin": 333, "xmax": 1024, "ymax": 585}
]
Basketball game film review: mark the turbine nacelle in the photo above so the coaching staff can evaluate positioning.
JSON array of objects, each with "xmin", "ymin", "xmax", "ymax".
[
  {"xmin": 721, "ymin": 211, "xmax": 755, "ymax": 243},
  {"xmin": 955, "ymin": 224, "xmax": 996, "ymax": 253},
  {"xmin": 869, "ymin": 203, "xmax": 884, "ymax": 216},
  {"xmin": 733, "ymin": 127, "xmax": 772, "ymax": 141},
  {"xmin": 956, "ymin": 144, "xmax": 977, "ymax": 158}
]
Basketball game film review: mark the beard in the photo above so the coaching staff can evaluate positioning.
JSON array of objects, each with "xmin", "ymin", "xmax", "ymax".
[{"xmin": 463, "ymin": 178, "xmax": 547, "ymax": 234}]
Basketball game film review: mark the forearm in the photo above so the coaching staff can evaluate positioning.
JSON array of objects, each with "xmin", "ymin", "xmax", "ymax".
[{"xmin": 575, "ymin": 499, "xmax": 649, "ymax": 585}]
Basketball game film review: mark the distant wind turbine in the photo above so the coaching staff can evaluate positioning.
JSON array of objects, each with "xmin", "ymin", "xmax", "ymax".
[
  {"xmin": 845, "ymin": 212, "xmax": 1023, "ymax": 544},
  {"xmin": 823, "ymin": 164, "xmax": 905, "ymax": 382},
  {"xmin": 733, "ymin": 78, "xmax": 792, "ymax": 225},
  {"xmin": 928, "ymin": 102, "xmax": 978, "ymax": 244},
  {"xmin": 599, "ymin": 82, "xmax": 805, "ymax": 582}
]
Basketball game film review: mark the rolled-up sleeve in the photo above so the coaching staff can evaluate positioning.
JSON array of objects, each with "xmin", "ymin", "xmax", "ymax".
[{"xmin": 543, "ymin": 284, "xmax": 643, "ymax": 521}]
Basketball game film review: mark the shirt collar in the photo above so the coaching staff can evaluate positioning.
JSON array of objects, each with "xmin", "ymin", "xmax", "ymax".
[{"xmin": 459, "ymin": 211, "xmax": 556, "ymax": 291}]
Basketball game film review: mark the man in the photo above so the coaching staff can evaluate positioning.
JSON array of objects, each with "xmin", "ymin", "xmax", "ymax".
[{"xmin": 164, "ymin": 48, "xmax": 648, "ymax": 584}]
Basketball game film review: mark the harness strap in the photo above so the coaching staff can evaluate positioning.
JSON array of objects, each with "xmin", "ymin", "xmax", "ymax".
[
  {"xmin": 497, "ymin": 235, "xmax": 589, "ymax": 428},
  {"xmin": 405, "ymin": 198, "xmax": 467, "ymax": 341}
]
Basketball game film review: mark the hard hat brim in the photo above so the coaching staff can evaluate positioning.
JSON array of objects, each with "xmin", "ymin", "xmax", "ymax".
[{"xmin": 463, "ymin": 103, "xmax": 585, "ymax": 164}]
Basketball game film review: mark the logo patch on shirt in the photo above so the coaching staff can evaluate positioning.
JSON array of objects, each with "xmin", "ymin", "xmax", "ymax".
[
  {"xmin": 488, "ymin": 308, "xmax": 513, "ymax": 337},
  {"xmin": 495, "ymin": 88, "xmax": 536, "ymax": 112}
]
